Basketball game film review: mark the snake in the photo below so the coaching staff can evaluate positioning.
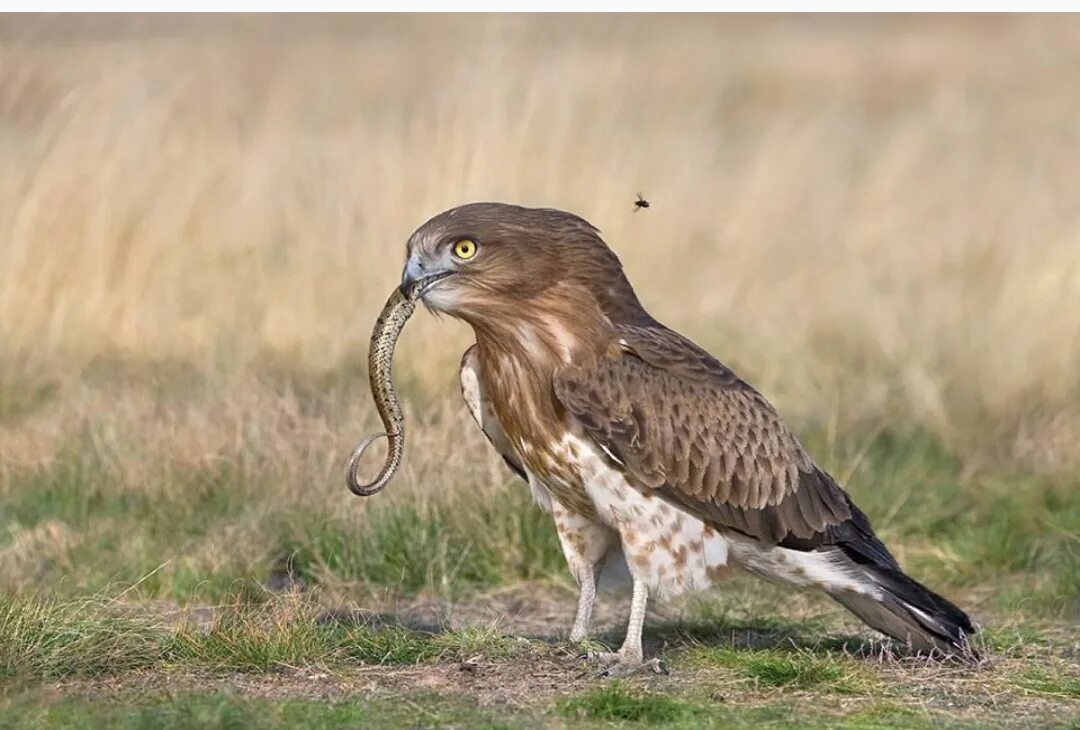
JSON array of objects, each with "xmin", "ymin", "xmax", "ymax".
[{"xmin": 345, "ymin": 285, "xmax": 419, "ymax": 496}]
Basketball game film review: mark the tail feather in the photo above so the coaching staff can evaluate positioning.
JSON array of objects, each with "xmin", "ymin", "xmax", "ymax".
[
  {"xmin": 773, "ymin": 483, "xmax": 978, "ymax": 659},
  {"xmin": 829, "ymin": 553, "xmax": 977, "ymax": 658}
]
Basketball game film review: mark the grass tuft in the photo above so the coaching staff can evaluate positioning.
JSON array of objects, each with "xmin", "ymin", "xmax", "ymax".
[
  {"xmin": 276, "ymin": 482, "xmax": 565, "ymax": 596},
  {"xmin": 557, "ymin": 681, "xmax": 705, "ymax": 723},
  {"xmin": 1015, "ymin": 667, "xmax": 1080, "ymax": 699},
  {"xmin": 0, "ymin": 595, "xmax": 163, "ymax": 680},
  {"xmin": 978, "ymin": 625, "xmax": 1049, "ymax": 653},
  {"xmin": 740, "ymin": 653, "xmax": 843, "ymax": 688},
  {"xmin": 686, "ymin": 646, "xmax": 875, "ymax": 693},
  {"xmin": 167, "ymin": 600, "xmax": 520, "ymax": 671}
]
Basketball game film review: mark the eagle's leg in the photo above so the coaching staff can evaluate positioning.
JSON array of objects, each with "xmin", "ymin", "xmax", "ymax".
[
  {"xmin": 568, "ymin": 566, "xmax": 598, "ymax": 643},
  {"xmin": 551, "ymin": 503, "xmax": 617, "ymax": 644},
  {"xmin": 615, "ymin": 578, "xmax": 648, "ymax": 663},
  {"xmin": 590, "ymin": 579, "xmax": 665, "ymax": 677}
]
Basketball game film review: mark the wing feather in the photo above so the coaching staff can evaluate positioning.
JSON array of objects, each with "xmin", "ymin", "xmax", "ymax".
[{"xmin": 554, "ymin": 326, "xmax": 852, "ymax": 545}]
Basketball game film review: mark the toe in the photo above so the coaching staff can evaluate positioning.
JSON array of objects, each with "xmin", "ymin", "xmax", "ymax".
[
  {"xmin": 580, "ymin": 650, "xmax": 620, "ymax": 664},
  {"xmin": 596, "ymin": 656, "xmax": 669, "ymax": 678},
  {"xmin": 597, "ymin": 661, "xmax": 638, "ymax": 678},
  {"xmin": 645, "ymin": 657, "xmax": 670, "ymax": 675}
]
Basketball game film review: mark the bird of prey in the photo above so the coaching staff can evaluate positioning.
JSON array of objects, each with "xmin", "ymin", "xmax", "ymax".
[{"xmin": 401, "ymin": 202, "xmax": 975, "ymax": 675}]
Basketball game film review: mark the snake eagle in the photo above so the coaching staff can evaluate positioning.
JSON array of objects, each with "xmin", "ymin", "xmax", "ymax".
[{"xmin": 398, "ymin": 202, "xmax": 975, "ymax": 674}]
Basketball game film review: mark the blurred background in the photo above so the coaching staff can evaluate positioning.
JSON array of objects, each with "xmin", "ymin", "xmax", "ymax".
[{"xmin": 0, "ymin": 15, "xmax": 1077, "ymax": 614}]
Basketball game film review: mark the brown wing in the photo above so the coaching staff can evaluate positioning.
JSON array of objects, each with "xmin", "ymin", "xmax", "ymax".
[
  {"xmin": 459, "ymin": 345, "xmax": 527, "ymax": 482},
  {"xmin": 553, "ymin": 325, "xmax": 852, "ymax": 545}
]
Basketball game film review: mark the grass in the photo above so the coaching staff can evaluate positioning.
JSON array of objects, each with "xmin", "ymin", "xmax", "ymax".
[
  {"xmin": 977, "ymin": 624, "xmax": 1050, "ymax": 653},
  {"xmin": 0, "ymin": 593, "xmax": 520, "ymax": 681},
  {"xmin": 2, "ymin": 13, "xmax": 1080, "ymax": 728},
  {"xmin": 0, "ymin": 596, "xmax": 163, "ymax": 681},
  {"xmin": 0, "ymin": 380, "xmax": 567, "ymax": 601},
  {"xmin": 5, "ymin": 16, "xmax": 1080, "ymax": 476},
  {"xmin": 9, "ymin": 689, "xmax": 1072, "ymax": 730},
  {"xmin": 169, "ymin": 608, "xmax": 518, "ymax": 672},
  {"xmin": 0, "ymin": 694, "xmax": 513, "ymax": 730},
  {"xmin": 0, "ymin": 372, "xmax": 1077, "ymax": 727},
  {"xmin": 0, "ymin": 692, "xmax": 959, "ymax": 730},
  {"xmin": 555, "ymin": 689, "xmax": 956, "ymax": 729},
  {"xmin": 557, "ymin": 682, "xmax": 707, "ymax": 724},
  {"xmin": 3, "ymin": 400, "xmax": 1076, "ymax": 613},
  {"xmin": 275, "ymin": 485, "xmax": 564, "ymax": 593},
  {"xmin": 0, "ymin": 591, "xmax": 1077, "ymax": 727},
  {"xmin": 686, "ymin": 647, "xmax": 868, "ymax": 692},
  {"xmin": 553, "ymin": 684, "xmax": 975, "ymax": 729},
  {"xmin": 1016, "ymin": 667, "xmax": 1080, "ymax": 699}
]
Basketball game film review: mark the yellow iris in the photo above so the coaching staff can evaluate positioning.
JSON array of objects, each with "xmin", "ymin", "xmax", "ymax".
[{"xmin": 453, "ymin": 239, "xmax": 477, "ymax": 260}]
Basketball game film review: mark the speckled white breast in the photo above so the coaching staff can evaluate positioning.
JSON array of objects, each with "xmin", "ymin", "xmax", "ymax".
[{"xmin": 555, "ymin": 433, "xmax": 733, "ymax": 599}]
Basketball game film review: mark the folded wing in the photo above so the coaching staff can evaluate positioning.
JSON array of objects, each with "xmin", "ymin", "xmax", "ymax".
[{"xmin": 554, "ymin": 324, "xmax": 852, "ymax": 545}]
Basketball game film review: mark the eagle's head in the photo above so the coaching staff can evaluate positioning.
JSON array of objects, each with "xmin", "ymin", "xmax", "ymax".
[{"xmin": 401, "ymin": 203, "xmax": 645, "ymax": 339}]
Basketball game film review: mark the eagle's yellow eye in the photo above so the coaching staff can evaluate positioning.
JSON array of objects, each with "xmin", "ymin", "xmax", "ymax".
[{"xmin": 453, "ymin": 239, "xmax": 477, "ymax": 260}]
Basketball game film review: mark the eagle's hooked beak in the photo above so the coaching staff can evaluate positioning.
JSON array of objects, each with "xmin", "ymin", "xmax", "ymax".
[
  {"xmin": 400, "ymin": 253, "xmax": 453, "ymax": 299},
  {"xmin": 400, "ymin": 254, "xmax": 425, "ymax": 295}
]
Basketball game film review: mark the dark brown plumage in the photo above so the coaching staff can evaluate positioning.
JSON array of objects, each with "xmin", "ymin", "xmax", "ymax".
[{"xmin": 554, "ymin": 326, "xmax": 853, "ymax": 545}]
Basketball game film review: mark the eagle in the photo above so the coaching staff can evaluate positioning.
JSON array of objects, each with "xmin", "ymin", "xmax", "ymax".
[{"xmin": 400, "ymin": 202, "xmax": 976, "ymax": 675}]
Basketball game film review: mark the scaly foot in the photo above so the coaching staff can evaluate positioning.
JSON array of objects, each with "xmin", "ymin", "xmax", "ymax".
[{"xmin": 581, "ymin": 650, "xmax": 668, "ymax": 677}]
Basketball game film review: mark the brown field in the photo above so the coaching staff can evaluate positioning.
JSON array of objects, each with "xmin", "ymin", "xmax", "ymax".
[{"xmin": 1, "ymin": 14, "xmax": 1078, "ymax": 729}]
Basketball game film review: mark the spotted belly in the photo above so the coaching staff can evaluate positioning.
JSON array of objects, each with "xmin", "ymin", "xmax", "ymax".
[
  {"xmin": 545, "ymin": 433, "xmax": 733, "ymax": 600},
  {"xmin": 516, "ymin": 436, "xmax": 600, "ymax": 521}
]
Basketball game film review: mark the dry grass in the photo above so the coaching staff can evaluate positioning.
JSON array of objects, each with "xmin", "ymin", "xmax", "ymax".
[
  {"xmin": 1, "ymin": 14, "xmax": 1080, "ymax": 727},
  {"xmin": 2, "ymin": 15, "xmax": 1080, "ymax": 469}
]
